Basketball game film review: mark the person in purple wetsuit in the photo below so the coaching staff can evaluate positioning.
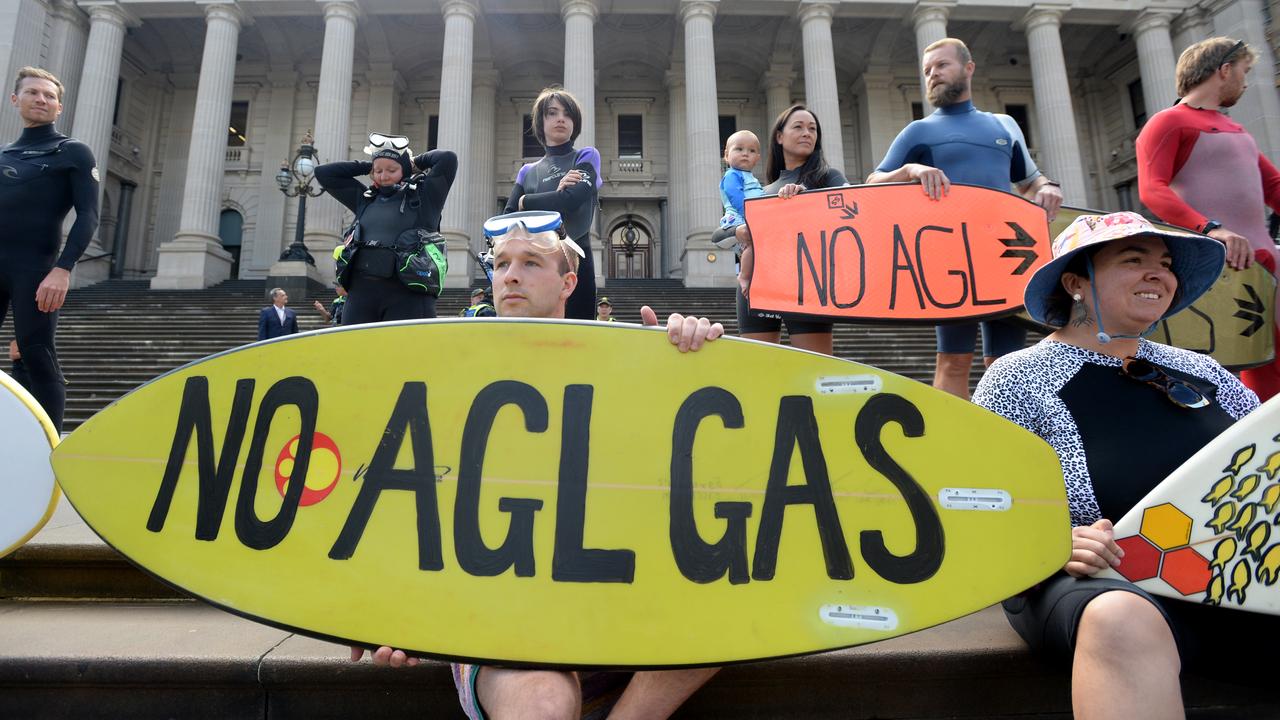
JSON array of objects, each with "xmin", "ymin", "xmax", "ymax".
[{"xmin": 505, "ymin": 87, "xmax": 601, "ymax": 321}]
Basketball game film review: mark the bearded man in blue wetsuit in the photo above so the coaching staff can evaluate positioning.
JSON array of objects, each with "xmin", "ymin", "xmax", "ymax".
[{"xmin": 868, "ymin": 38, "xmax": 1063, "ymax": 400}]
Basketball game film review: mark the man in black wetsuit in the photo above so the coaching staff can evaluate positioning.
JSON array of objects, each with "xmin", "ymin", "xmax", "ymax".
[{"xmin": 0, "ymin": 67, "xmax": 99, "ymax": 431}]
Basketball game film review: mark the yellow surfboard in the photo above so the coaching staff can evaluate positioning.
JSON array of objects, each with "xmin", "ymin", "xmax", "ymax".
[
  {"xmin": 0, "ymin": 369, "xmax": 60, "ymax": 559},
  {"xmin": 52, "ymin": 320, "xmax": 1069, "ymax": 667}
]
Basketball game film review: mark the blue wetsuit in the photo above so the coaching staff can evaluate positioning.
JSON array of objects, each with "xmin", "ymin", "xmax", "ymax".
[
  {"xmin": 876, "ymin": 100, "xmax": 1040, "ymax": 357},
  {"xmin": 505, "ymin": 143, "xmax": 601, "ymax": 320}
]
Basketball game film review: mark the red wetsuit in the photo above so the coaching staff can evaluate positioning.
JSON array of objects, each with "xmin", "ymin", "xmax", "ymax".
[{"xmin": 1137, "ymin": 102, "xmax": 1280, "ymax": 400}]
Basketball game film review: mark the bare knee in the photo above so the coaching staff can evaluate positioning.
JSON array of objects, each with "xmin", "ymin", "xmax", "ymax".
[
  {"xmin": 478, "ymin": 669, "xmax": 580, "ymax": 720},
  {"xmin": 1077, "ymin": 592, "xmax": 1179, "ymax": 671},
  {"xmin": 936, "ymin": 352, "xmax": 973, "ymax": 376}
]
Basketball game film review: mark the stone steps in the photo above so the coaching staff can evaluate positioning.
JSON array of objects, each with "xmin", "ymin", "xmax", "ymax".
[
  {"xmin": 0, "ymin": 278, "xmax": 1023, "ymax": 430},
  {"xmin": 3, "ymin": 502, "xmax": 1278, "ymax": 718},
  {"xmin": 1, "ymin": 598, "xmax": 1272, "ymax": 719}
]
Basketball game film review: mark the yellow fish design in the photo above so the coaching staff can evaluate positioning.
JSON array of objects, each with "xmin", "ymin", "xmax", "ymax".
[
  {"xmin": 1230, "ymin": 473, "xmax": 1262, "ymax": 502},
  {"xmin": 1259, "ymin": 451, "xmax": 1280, "ymax": 483},
  {"xmin": 1246, "ymin": 521, "xmax": 1271, "ymax": 562},
  {"xmin": 1205, "ymin": 572, "xmax": 1224, "ymax": 606},
  {"xmin": 1224, "ymin": 444, "xmax": 1257, "ymax": 475},
  {"xmin": 1261, "ymin": 483, "xmax": 1280, "ymax": 514},
  {"xmin": 1202, "ymin": 475, "xmax": 1234, "ymax": 505},
  {"xmin": 1228, "ymin": 558, "xmax": 1252, "ymax": 605},
  {"xmin": 1258, "ymin": 544, "xmax": 1280, "ymax": 586},
  {"xmin": 1211, "ymin": 536, "xmax": 1237, "ymax": 571},
  {"xmin": 1207, "ymin": 501, "xmax": 1237, "ymax": 534},
  {"xmin": 1230, "ymin": 503, "xmax": 1259, "ymax": 540}
]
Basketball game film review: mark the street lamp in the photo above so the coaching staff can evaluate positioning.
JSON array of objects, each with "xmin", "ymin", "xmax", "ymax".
[
  {"xmin": 621, "ymin": 220, "xmax": 639, "ymax": 257},
  {"xmin": 275, "ymin": 131, "xmax": 324, "ymax": 265}
]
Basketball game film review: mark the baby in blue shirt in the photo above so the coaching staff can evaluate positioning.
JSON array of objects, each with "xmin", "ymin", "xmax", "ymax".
[{"xmin": 719, "ymin": 130, "xmax": 764, "ymax": 295}]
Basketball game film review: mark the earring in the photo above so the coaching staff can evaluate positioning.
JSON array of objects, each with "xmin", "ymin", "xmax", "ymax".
[{"xmin": 1069, "ymin": 292, "xmax": 1090, "ymax": 327}]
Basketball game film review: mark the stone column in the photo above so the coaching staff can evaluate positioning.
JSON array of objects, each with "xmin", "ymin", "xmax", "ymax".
[
  {"xmin": 1209, "ymin": 0, "xmax": 1280, "ymax": 159},
  {"xmin": 912, "ymin": 1, "xmax": 951, "ymax": 110},
  {"xmin": 1130, "ymin": 11, "xmax": 1178, "ymax": 119},
  {"xmin": 761, "ymin": 66, "xmax": 795, "ymax": 132},
  {"xmin": 1022, "ymin": 5, "xmax": 1087, "ymax": 205},
  {"xmin": 248, "ymin": 70, "xmax": 297, "ymax": 276},
  {"xmin": 364, "ymin": 66, "xmax": 403, "ymax": 137},
  {"xmin": 69, "ymin": 2, "xmax": 136, "ymax": 287},
  {"xmin": 149, "ymin": 74, "xmax": 198, "ymax": 262},
  {"xmin": 855, "ymin": 69, "xmax": 895, "ymax": 180},
  {"xmin": 437, "ymin": 0, "xmax": 477, "ymax": 287},
  {"xmin": 1172, "ymin": 6, "xmax": 1212, "ymax": 57},
  {"xmin": 302, "ymin": 0, "xmax": 359, "ymax": 275},
  {"xmin": 0, "ymin": 0, "xmax": 52, "ymax": 142},
  {"xmin": 798, "ymin": 1, "xmax": 844, "ymax": 170},
  {"xmin": 151, "ymin": 3, "xmax": 244, "ymax": 290},
  {"xmin": 665, "ymin": 66, "xmax": 688, "ymax": 278},
  {"xmin": 680, "ymin": 0, "xmax": 732, "ymax": 287},
  {"xmin": 46, "ymin": 0, "xmax": 88, "ymax": 132},
  {"xmin": 561, "ymin": 0, "xmax": 597, "ymax": 150},
  {"xmin": 468, "ymin": 65, "xmax": 499, "ymax": 271}
]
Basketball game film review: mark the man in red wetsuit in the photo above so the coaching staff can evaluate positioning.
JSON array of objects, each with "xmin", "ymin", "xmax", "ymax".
[{"xmin": 1137, "ymin": 36, "xmax": 1280, "ymax": 400}]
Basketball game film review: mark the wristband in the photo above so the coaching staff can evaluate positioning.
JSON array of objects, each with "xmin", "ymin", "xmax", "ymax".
[
  {"xmin": 1201, "ymin": 220, "xmax": 1222, "ymax": 234},
  {"xmin": 1042, "ymin": 180, "xmax": 1061, "ymax": 187}
]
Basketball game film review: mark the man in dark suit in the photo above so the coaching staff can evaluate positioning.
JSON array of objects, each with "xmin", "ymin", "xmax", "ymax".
[{"xmin": 258, "ymin": 287, "xmax": 299, "ymax": 340}]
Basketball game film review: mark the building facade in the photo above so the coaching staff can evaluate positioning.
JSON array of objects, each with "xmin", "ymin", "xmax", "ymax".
[{"xmin": 1, "ymin": 0, "xmax": 1276, "ymax": 289}]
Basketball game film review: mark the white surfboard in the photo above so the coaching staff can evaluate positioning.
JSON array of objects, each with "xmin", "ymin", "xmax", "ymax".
[
  {"xmin": 0, "ymin": 369, "xmax": 60, "ymax": 558},
  {"xmin": 1098, "ymin": 394, "xmax": 1280, "ymax": 613}
]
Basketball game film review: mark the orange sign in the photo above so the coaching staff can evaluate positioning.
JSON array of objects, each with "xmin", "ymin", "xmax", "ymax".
[{"xmin": 742, "ymin": 183, "xmax": 1052, "ymax": 322}]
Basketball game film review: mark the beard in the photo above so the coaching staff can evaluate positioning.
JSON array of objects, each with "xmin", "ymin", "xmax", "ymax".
[{"xmin": 927, "ymin": 77, "xmax": 967, "ymax": 107}]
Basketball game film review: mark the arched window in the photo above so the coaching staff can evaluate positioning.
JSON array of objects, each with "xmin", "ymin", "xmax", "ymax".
[
  {"xmin": 219, "ymin": 209, "xmax": 244, "ymax": 278},
  {"xmin": 608, "ymin": 217, "xmax": 651, "ymax": 279}
]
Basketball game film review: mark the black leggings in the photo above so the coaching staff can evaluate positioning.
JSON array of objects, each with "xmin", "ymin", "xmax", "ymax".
[
  {"xmin": 0, "ymin": 265, "xmax": 65, "ymax": 431},
  {"xmin": 341, "ymin": 272, "xmax": 437, "ymax": 325},
  {"xmin": 565, "ymin": 233, "xmax": 596, "ymax": 321}
]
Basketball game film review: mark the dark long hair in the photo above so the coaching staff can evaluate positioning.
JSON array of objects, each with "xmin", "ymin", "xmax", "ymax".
[
  {"xmin": 531, "ymin": 86, "xmax": 582, "ymax": 146},
  {"xmin": 765, "ymin": 104, "xmax": 831, "ymax": 189}
]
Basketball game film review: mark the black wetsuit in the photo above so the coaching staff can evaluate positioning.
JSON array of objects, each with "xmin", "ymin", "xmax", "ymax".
[
  {"xmin": 0, "ymin": 123, "xmax": 99, "ymax": 431},
  {"xmin": 505, "ymin": 143, "xmax": 601, "ymax": 320},
  {"xmin": 315, "ymin": 150, "xmax": 457, "ymax": 325}
]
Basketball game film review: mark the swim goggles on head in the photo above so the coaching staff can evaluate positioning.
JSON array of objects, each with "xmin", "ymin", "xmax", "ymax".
[
  {"xmin": 481, "ymin": 211, "xmax": 586, "ymax": 267},
  {"xmin": 363, "ymin": 132, "xmax": 411, "ymax": 155},
  {"xmin": 484, "ymin": 211, "xmax": 565, "ymax": 239}
]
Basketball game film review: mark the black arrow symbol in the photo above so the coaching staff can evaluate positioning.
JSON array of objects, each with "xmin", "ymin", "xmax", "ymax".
[
  {"xmin": 999, "ymin": 222, "xmax": 1038, "ymax": 275},
  {"xmin": 840, "ymin": 202, "xmax": 859, "ymax": 220},
  {"xmin": 1233, "ymin": 283, "xmax": 1266, "ymax": 337}
]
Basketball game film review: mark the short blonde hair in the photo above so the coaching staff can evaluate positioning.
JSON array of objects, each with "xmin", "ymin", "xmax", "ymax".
[
  {"xmin": 724, "ymin": 130, "xmax": 760, "ymax": 151},
  {"xmin": 1176, "ymin": 37, "xmax": 1257, "ymax": 96},
  {"xmin": 12, "ymin": 66, "xmax": 63, "ymax": 102},
  {"xmin": 922, "ymin": 38, "xmax": 972, "ymax": 66}
]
